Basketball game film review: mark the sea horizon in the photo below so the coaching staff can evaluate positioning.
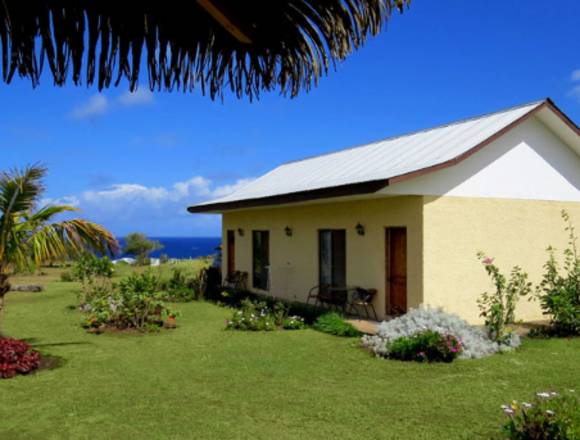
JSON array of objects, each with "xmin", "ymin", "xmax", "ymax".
[{"xmin": 115, "ymin": 236, "xmax": 221, "ymax": 260}]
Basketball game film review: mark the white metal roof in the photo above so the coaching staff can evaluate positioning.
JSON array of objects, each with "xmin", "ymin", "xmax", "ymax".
[{"xmin": 190, "ymin": 99, "xmax": 576, "ymax": 212}]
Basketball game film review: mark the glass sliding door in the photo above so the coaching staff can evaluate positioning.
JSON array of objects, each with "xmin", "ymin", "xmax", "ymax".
[
  {"xmin": 318, "ymin": 230, "xmax": 346, "ymax": 287},
  {"xmin": 252, "ymin": 230, "xmax": 270, "ymax": 290}
]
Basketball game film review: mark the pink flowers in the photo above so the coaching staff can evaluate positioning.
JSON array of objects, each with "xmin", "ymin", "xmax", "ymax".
[{"xmin": 482, "ymin": 256, "xmax": 495, "ymax": 265}]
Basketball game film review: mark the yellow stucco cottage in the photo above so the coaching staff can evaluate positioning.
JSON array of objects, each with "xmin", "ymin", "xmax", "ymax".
[{"xmin": 189, "ymin": 99, "xmax": 580, "ymax": 323}]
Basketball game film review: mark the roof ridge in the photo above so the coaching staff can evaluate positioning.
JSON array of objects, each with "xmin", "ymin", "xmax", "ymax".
[{"xmin": 280, "ymin": 98, "xmax": 547, "ymax": 167}]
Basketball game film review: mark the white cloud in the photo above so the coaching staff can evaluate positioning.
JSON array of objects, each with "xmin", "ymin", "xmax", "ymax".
[
  {"xmin": 568, "ymin": 85, "xmax": 580, "ymax": 102},
  {"xmin": 44, "ymin": 175, "xmax": 254, "ymax": 235},
  {"xmin": 70, "ymin": 94, "xmax": 108, "ymax": 119},
  {"xmin": 84, "ymin": 184, "xmax": 169, "ymax": 203},
  {"xmin": 40, "ymin": 195, "xmax": 81, "ymax": 207},
  {"xmin": 571, "ymin": 69, "xmax": 580, "ymax": 82},
  {"xmin": 211, "ymin": 178, "xmax": 254, "ymax": 198},
  {"xmin": 118, "ymin": 88, "xmax": 155, "ymax": 107}
]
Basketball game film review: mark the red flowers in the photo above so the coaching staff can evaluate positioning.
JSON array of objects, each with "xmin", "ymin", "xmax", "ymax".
[{"xmin": 0, "ymin": 338, "xmax": 41, "ymax": 379}]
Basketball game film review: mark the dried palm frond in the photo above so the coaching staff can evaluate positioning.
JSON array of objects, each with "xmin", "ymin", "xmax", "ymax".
[{"xmin": 0, "ymin": 0, "xmax": 410, "ymax": 99}]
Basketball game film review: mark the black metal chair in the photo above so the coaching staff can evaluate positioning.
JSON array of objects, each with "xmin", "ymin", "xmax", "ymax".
[
  {"xmin": 348, "ymin": 288, "xmax": 378, "ymax": 321},
  {"xmin": 306, "ymin": 284, "xmax": 330, "ymax": 306}
]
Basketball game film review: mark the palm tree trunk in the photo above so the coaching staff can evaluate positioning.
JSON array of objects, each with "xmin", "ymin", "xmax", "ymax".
[{"xmin": 0, "ymin": 272, "xmax": 10, "ymax": 316}]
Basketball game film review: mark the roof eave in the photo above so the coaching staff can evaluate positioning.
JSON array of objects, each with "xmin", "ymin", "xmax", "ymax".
[{"xmin": 186, "ymin": 179, "xmax": 390, "ymax": 213}]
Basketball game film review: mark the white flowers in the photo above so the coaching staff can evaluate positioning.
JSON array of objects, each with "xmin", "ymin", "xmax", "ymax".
[
  {"xmin": 545, "ymin": 410, "xmax": 555, "ymax": 416},
  {"xmin": 361, "ymin": 305, "xmax": 520, "ymax": 359}
]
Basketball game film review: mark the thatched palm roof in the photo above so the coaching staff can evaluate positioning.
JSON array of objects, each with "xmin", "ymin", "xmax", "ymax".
[{"xmin": 0, "ymin": 0, "xmax": 410, "ymax": 99}]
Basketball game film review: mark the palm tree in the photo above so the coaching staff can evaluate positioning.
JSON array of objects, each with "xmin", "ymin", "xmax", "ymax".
[{"xmin": 0, "ymin": 165, "xmax": 119, "ymax": 317}]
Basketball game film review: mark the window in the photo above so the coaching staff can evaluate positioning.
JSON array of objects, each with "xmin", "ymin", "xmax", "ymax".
[
  {"xmin": 319, "ymin": 230, "xmax": 346, "ymax": 287},
  {"xmin": 226, "ymin": 230, "xmax": 235, "ymax": 277},
  {"xmin": 252, "ymin": 230, "xmax": 269, "ymax": 290}
]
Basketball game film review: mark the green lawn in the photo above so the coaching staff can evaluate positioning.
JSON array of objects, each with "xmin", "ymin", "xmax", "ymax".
[{"xmin": 1, "ymin": 276, "xmax": 579, "ymax": 439}]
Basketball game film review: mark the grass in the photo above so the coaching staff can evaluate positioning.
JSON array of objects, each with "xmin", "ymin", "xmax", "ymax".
[{"xmin": 1, "ymin": 269, "xmax": 579, "ymax": 439}]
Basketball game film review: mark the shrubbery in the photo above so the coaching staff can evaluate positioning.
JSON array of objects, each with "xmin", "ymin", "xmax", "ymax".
[
  {"xmin": 500, "ymin": 390, "xmax": 579, "ymax": 440},
  {"xmin": 81, "ymin": 272, "xmax": 176, "ymax": 332},
  {"xmin": 0, "ymin": 338, "xmax": 41, "ymax": 379},
  {"xmin": 225, "ymin": 299, "xmax": 306, "ymax": 331},
  {"xmin": 72, "ymin": 254, "xmax": 115, "ymax": 305},
  {"xmin": 159, "ymin": 267, "xmax": 206, "ymax": 302},
  {"xmin": 387, "ymin": 330, "xmax": 462, "ymax": 363},
  {"xmin": 476, "ymin": 252, "xmax": 531, "ymax": 345},
  {"xmin": 362, "ymin": 306, "xmax": 520, "ymax": 360},
  {"xmin": 534, "ymin": 210, "xmax": 580, "ymax": 337},
  {"xmin": 313, "ymin": 312, "xmax": 361, "ymax": 337}
]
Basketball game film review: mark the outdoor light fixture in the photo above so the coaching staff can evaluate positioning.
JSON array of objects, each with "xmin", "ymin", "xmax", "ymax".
[
  {"xmin": 284, "ymin": 226, "xmax": 293, "ymax": 237},
  {"xmin": 237, "ymin": 228, "xmax": 245, "ymax": 237},
  {"xmin": 355, "ymin": 223, "xmax": 365, "ymax": 236}
]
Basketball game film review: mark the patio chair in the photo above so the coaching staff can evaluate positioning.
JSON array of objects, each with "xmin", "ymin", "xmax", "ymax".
[
  {"xmin": 306, "ymin": 284, "xmax": 330, "ymax": 306},
  {"xmin": 348, "ymin": 288, "xmax": 378, "ymax": 321},
  {"xmin": 224, "ymin": 271, "xmax": 248, "ymax": 291}
]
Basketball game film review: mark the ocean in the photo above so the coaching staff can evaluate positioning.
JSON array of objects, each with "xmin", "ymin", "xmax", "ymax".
[{"xmin": 115, "ymin": 237, "xmax": 221, "ymax": 260}]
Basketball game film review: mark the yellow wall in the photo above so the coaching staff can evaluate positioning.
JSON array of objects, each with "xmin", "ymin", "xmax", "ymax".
[
  {"xmin": 222, "ymin": 195, "xmax": 580, "ymax": 323},
  {"xmin": 422, "ymin": 196, "xmax": 580, "ymax": 323},
  {"xmin": 222, "ymin": 196, "xmax": 424, "ymax": 320}
]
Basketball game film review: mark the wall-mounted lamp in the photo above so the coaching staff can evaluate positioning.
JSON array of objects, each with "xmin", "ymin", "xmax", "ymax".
[
  {"xmin": 284, "ymin": 226, "xmax": 293, "ymax": 237},
  {"xmin": 355, "ymin": 222, "xmax": 365, "ymax": 236},
  {"xmin": 237, "ymin": 228, "xmax": 245, "ymax": 237}
]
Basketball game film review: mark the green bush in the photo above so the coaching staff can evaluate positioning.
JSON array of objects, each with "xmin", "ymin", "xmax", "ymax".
[
  {"xmin": 161, "ymin": 268, "xmax": 200, "ymax": 302},
  {"xmin": 386, "ymin": 330, "xmax": 462, "ymax": 363},
  {"xmin": 72, "ymin": 254, "xmax": 114, "ymax": 282},
  {"xmin": 60, "ymin": 270, "xmax": 74, "ymax": 282},
  {"xmin": 500, "ymin": 390, "xmax": 579, "ymax": 440},
  {"xmin": 81, "ymin": 272, "xmax": 176, "ymax": 332},
  {"xmin": 476, "ymin": 252, "xmax": 531, "ymax": 344},
  {"xmin": 313, "ymin": 312, "xmax": 361, "ymax": 337},
  {"xmin": 282, "ymin": 315, "xmax": 306, "ymax": 330},
  {"xmin": 535, "ymin": 210, "xmax": 580, "ymax": 337},
  {"xmin": 225, "ymin": 299, "xmax": 284, "ymax": 331}
]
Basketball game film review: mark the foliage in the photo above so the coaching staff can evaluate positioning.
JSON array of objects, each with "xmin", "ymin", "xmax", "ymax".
[
  {"xmin": 81, "ymin": 272, "xmax": 176, "ymax": 331},
  {"xmin": 0, "ymin": 1, "xmax": 411, "ymax": 101},
  {"xmin": 225, "ymin": 299, "xmax": 285, "ymax": 331},
  {"xmin": 71, "ymin": 254, "xmax": 115, "ymax": 306},
  {"xmin": 72, "ymin": 254, "xmax": 114, "ymax": 282},
  {"xmin": 59, "ymin": 270, "xmax": 73, "ymax": 282},
  {"xmin": 476, "ymin": 252, "xmax": 531, "ymax": 344},
  {"xmin": 208, "ymin": 287, "xmax": 327, "ymax": 324},
  {"xmin": 313, "ymin": 312, "xmax": 361, "ymax": 337},
  {"xmin": 282, "ymin": 315, "xmax": 306, "ymax": 330},
  {"xmin": 0, "ymin": 337, "xmax": 41, "ymax": 379},
  {"xmin": 159, "ymin": 267, "xmax": 203, "ymax": 302},
  {"xmin": 0, "ymin": 165, "xmax": 118, "ymax": 321},
  {"xmin": 362, "ymin": 306, "xmax": 521, "ymax": 360},
  {"xmin": 386, "ymin": 330, "xmax": 462, "ymax": 363},
  {"xmin": 535, "ymin": 210, "xmax": 580, "ymax": 337},
  {"xmin": 500, "ymin": 390, "xmax": 579, "ymax": 440},
  {"xmin": 122, "ymin": 233, "xmax": 163, "ymax": 266}
]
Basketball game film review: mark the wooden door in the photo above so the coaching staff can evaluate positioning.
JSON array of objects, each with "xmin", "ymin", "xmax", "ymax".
[
  {"xmin": 386, "ymin": 227, "xmax": 407, "ymax": 315},
  {"xmin": 226, "ymin": 230, "xmax": 235, "ymax": 277}
]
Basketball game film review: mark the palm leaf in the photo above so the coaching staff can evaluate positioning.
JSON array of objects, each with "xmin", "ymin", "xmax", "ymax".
[{"xmin": 0, "ymin": 0, "xmax": 411, "ymax": 99}]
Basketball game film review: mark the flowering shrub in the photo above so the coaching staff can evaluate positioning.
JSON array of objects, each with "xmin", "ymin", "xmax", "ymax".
[
  {"xmin": 225, "ymin": 299, "xmax": 283, "ymax": 331},
  {"xmin": 81, "ymin": 272, "xmax": 176, "ymax": 332},
  {"xmin": 500, "ymin": 390, "xmax": 579, "ymax": 440},
  {"xmin": 477, "ymin": 252, "xmax": 531, "ymax": 344},
  {"xmin": 535, "ymin": 210, "xmax": 580, "ymax": 337},
  {"xmin": 387, "ymin": 330, "xmax": 462, "ymax": 363},
  {"xmin": 0, "ymin": 338, "xmax": 41, "ymax": 379},
  {"xmin": 72, "ymin": 254, "xmax": 115, "ymax": 306},
  {"xmin": 313, "ymin": 312, "xmax": 361, "ymax": 337},
  {"xmin": 362, "ymin": 306, "xmax": 520, "ymax": 360},
  {"xmin": 282, "ymin": 315, "xmax": 306, "ymax": 330}
]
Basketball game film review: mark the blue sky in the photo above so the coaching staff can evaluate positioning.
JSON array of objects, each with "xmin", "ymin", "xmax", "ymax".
[{"xmin": 2, "ymin": 0, "xmax": 579, "ymax": 237}]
